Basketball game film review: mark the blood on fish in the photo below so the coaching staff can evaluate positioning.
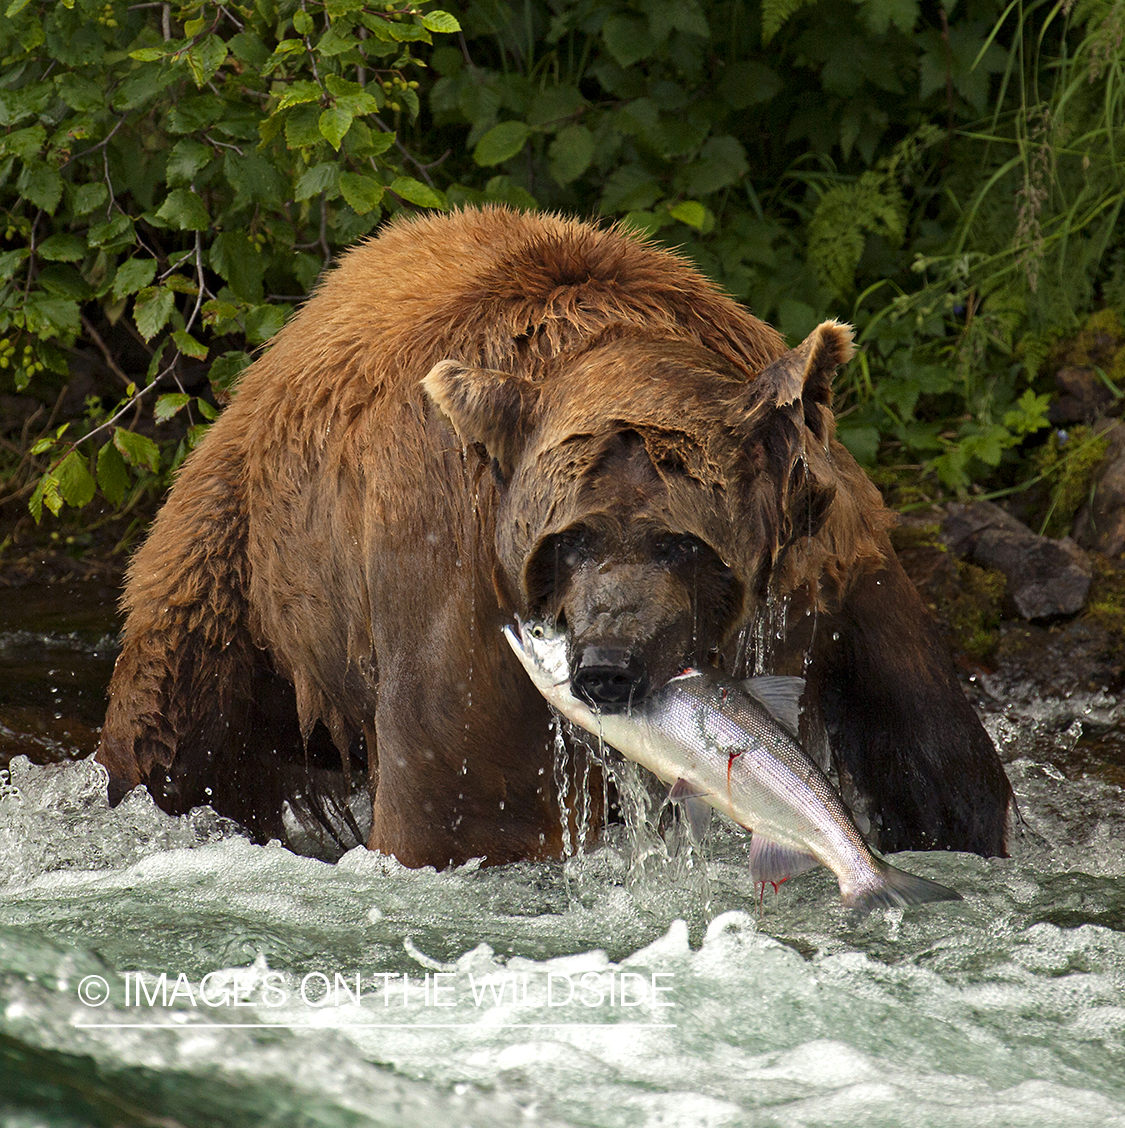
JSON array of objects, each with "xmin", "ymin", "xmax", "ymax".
[
  {"xmin": 726, "ymin": 748, "xmax": 744, "ymax": 789},
  {"xmin": 757, "ymin": 875, "xmax": 790, "ymax": 907}
]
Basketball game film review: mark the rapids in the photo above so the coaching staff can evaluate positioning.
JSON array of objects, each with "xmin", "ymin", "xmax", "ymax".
[{"xmin": 0, "ymin": 586, "xmax": 1123, "ymax": 1127}]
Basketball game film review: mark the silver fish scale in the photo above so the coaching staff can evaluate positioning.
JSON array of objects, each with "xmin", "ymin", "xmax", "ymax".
[{"xmin": 640, "ymin": 672, "xmax": 876, "ymax": 881}]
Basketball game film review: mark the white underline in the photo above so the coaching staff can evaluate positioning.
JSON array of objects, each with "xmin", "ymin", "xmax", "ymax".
[{"xmin": 73, "ymin": 1021, "xmax": 677, "ymax": 1030}]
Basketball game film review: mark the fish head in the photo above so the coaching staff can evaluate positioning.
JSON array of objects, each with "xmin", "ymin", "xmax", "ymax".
[{"xmin": 502, "ymin": 617, "xmax": 571, "ymax": 694}]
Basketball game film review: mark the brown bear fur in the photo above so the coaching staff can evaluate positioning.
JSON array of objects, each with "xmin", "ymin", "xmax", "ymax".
[{"xmin": 97, "ymin": 206, "xmax": 1012, "ymax": 866}]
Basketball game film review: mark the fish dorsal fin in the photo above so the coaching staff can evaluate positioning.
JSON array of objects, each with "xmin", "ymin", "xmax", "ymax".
[
  {"xmin": 749, "ymin": 834, "xmax": 820, "ymax": 884},
  {"xmin": 741, "ymin": 675, "xmax": 805, "ymax": 734},
  {"xmin": 668, "ymin": 777, "xmax": 713, "ymax": 843}
]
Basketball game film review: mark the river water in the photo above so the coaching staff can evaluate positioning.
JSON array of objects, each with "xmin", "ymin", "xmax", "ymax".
[{"xmin": 1, "ymin": 583, "xmax": 1123, "ymax": 1127}]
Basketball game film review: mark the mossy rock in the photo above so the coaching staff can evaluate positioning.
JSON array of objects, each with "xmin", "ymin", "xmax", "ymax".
[
  {"xmin": 1032, "ymin": 425, "xmax": 1112, "ymax": 538},
  {"xmin": 1083, "ymin": 553, "xmax": 1125, "ymax": 636},
  {"xmin": 1065, "ymin": 309, "xmax": 1125, "ymax": 388},
  {"xmin": 890, "ymin": 518, "xmax": 1006, "ymax": 661},
  {"xmin": 947, "ymin": 561, "xmax": 1007, "ymax": 661}
]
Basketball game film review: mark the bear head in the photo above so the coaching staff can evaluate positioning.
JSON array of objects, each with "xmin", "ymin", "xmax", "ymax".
[{"xmin": 423, "ymin": 320, "xmax": 854, "ymax": 707}]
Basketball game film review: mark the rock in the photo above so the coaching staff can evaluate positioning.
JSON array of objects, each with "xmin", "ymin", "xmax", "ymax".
[
  {"xmin": 942, "ymin": 501, "xmax": 1092, "ymax": 619},
  {"xmin": 942, "ymin": 501, "xmax": 1027, "ymax": 554},
  {"xmin": 1048, "ymin": 366, "xmax": 1117, "ymax": 424},
  {"xmin": 990, "ymin": 617, "xmax": 1125, "ymax": 699}
]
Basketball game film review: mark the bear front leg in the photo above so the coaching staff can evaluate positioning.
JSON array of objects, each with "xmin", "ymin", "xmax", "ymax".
[
  {"xmin": 364, "ymin": 641, "xmax": 574, "ymax": 868},
  {"xmin": 96, "ymin": 444, "xmax": 309, "ymax": 842},
  {"xmin": 815, "ymin": 548, "xmax": 1013, "ymax": 857}
]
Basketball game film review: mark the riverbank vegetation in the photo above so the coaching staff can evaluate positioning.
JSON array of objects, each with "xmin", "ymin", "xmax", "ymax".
[{"xmin": 1, "ymin": 0, "xmax": 1123, "ymax": 557}]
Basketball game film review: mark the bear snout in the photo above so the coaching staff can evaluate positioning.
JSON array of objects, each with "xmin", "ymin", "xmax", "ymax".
[{"xmin": 571, "ymin": 644, "xmax": 651, "ymax": 708}]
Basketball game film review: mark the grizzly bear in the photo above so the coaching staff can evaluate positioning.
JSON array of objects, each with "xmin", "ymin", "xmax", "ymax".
[{"xmin": 96, "ymin": 206, "xmax": 1012, "ymax": 867}]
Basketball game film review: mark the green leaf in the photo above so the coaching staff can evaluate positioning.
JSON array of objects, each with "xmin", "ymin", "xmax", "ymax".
[
  {"xmin": 548, "ymin": 124, "xmax": 595, "ymax": 185},
  {"xmin": 528, "ymin": 85, "xmax": 586, "ymax": 128},
  {"xmin": 371, "ymin": 19, "xmax": 430, "ymax": 43},
  {"xmin": 155, "ymin": 392, "xmax": 192, "ymax": 421},
  {"xmin": 244, "ymin": 304, "xmax": 286, "ymax": 345},
  {"xmin": 228, "ymin": 31, "xmax": 269, "ymax": 67},
  {"xmin": 29, "ymin": 473, "xmax": 61, "ymax": 523},
  {"xmin": 72, "ymin": 182, "xmax": 108, "ymax": 216},
  {"xmin": 55, "ymin": 449, "xmax": 96, "ymax": 508},
  {"xmin": 37, "ymin": 234, "xmax": 86, "ymax": 262},
  {"xmin": 669, "ymin": 200, "xmax": 708, "ymax": 229},
  {"xmin": 134, "ymin": 286, "xmax": 176, "ymax": 342},
  {"xmin": 319, "ymin": 105, "xmax": 354, "ymax": 150},
  {"xmin": 166, "ymin": 139, "xmax": 214, "ymax": 186},
  {"xmin": 96, "ymin": 440, "xmax": 129, "ymax": 506},
  {"xmin": 113, "ymin": 62, "xmax": 175, "ymax": 112},
  {"xmin": 88, "ymin": 214, "xmax": 134, "ymax": 250},
  {"xmin": 0, "ymin": 249, "xmax": 28, "ymax": 278},
  {"xmin": 166, "ymin": 95, "xmax": 225, "ymax": 135},
  {"xmin": 295, "ymin": 162, "xmax": 341, "ymax": 201},
  {"xmin": 223, "ymin": 150, "xmax": 284, "ymax": 209},
  {"xmin": 678, "ymin": 135, "xmax": 748, "ymax": 195},
  {"xmin": 1002, "ymin": 389, "xmax": 1051, "ymax": 436},
  {"xmin": 210, "ymin": 232, "xmax": 265, "ymax": 301},
  {"xmin": 55, "ymin": 73, "xmax": 104, "ymax": 112},
  {"xmin": 348, "ymin": 126, "xmax": 396, "ymax": 159},
  {"xmin": 836, "ymin": 425, "xmax": 881, "ymax": 465},
  {"xmin": 421, "ymin": 10, "xmax": 461, "ymax": 33},
  {"xmin": 129, "ymin": 46, "xmax": 168, "ymax": 62},
  {"xmin": 172, "ymin": 330, "xmax": 208, "ymax": 361},
  {"xmin": 861, "ymin": 0, "xmax": 918, "ymax": 35},
  {"xmin": 339, "ymin": 172, "xmax": 384, "ymax": 214},
  {"xmin": 208, "ymin": 351, "xmax": 250, "ymax": 393},
  {"xmin": 317, "ymin": 23, "xmax": 360, "ymax": 56},
  {"xmin": 155, "ymin": 188, "xmax": 211, "ymax": 231},
  {"xmin": 24, "ymin": 295, "xmax": 80, "ymax": 338},
  {"xmin": 114, "ymin": 427, "xmax": 161, "ymax": 473},
  {"xmin": 601, "ymin": 165, "xmax": 662, "ymax": 213},
  {"xmin": 388, "ymin": 176, "xmax": 446, "ymax": 209},
  {"xmin": 285, "ymin": 104, "xmax": 323, "ymax": 149},
  {"xmin": 186, "ymin": 34, "xmax": 229, "ymax": 87},
  {"xmin": 278, "ymin": 80, "xmax": 323, "ymax": 111},
  {"xmin": 602, "ymin": 15, "xmax": 655, "ymax": 68},
  {"xmin": 473, "ymin": 121, "xmax": 531, "ymax": 167},
  {"xmin": 1, "ymin": 123, "xmax": 45, "ymax": 160},
  {"xmin": 17, "ymin": 164, "xmax": 63, "ymax": 213}
]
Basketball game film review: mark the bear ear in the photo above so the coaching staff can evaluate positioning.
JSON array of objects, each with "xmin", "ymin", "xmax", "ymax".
[
  {"xmin": 753, "ymin": 320, "xmax": 854, "ymax": 442},
  {"xmin": 422, "ymin": 360, "xmax": 540, "ymax": 478}
]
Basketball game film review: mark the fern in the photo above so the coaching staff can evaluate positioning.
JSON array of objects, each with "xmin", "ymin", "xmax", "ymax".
[
  {"xmin": 761, "ymin": 0, "xmax": 818, "ymax": 43},
  {"xmin": 807, "ymin": 171, "xmax": 906, "ymax": 299}
]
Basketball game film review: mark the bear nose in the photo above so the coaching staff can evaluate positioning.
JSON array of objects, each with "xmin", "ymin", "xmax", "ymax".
[{"xmin": 571, "ymin": 645, "xmax": 650, "ymax": 707}]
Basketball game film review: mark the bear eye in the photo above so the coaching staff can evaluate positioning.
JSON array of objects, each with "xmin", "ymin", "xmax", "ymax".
[
  {"xmin": 654, "ymin": 533, "xmax": 704, "ymax": 565},
  {"xmin": 556, "ymin": 526, "xmax": 593, "ymax": 571}
]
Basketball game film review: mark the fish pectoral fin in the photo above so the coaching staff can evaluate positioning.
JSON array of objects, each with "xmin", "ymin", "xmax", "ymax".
[
  {"xmin": 668, "ymin": 778, "xmax": 713, "ymax": 843},
  {"xmin": 742, "ymin": 675, "xmax": 804, "ymax": 735},
  {"xmin": 749, "ymin": 834, "xmax": 820, "ymax": 884},
  {"xmin": 669, "ymin": 777, "xmax": 711, "ymax": 802}
]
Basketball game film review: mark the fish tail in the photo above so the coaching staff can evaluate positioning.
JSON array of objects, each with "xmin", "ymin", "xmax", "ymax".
[{"xmin": 848, "ymin": 861, "xmax": 963, "ymax": 912}]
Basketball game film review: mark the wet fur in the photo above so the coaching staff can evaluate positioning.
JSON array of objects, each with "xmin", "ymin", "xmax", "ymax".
[{"xmin": 97, "ymin": 207, "xmax": 1011, "ymax": 864}]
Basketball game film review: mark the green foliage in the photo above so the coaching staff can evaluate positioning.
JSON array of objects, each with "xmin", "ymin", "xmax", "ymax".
[
  {"xmin": 4, "ymin": 0, "xmax": 1125, "ymax": 526},
  {"xmin": 1, "ymin": 0, "xmax": 459, "ymax": 518},
  {"xmin": 1032, "ymin": 425, "xmax": 1112, "ymax": 538}
]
